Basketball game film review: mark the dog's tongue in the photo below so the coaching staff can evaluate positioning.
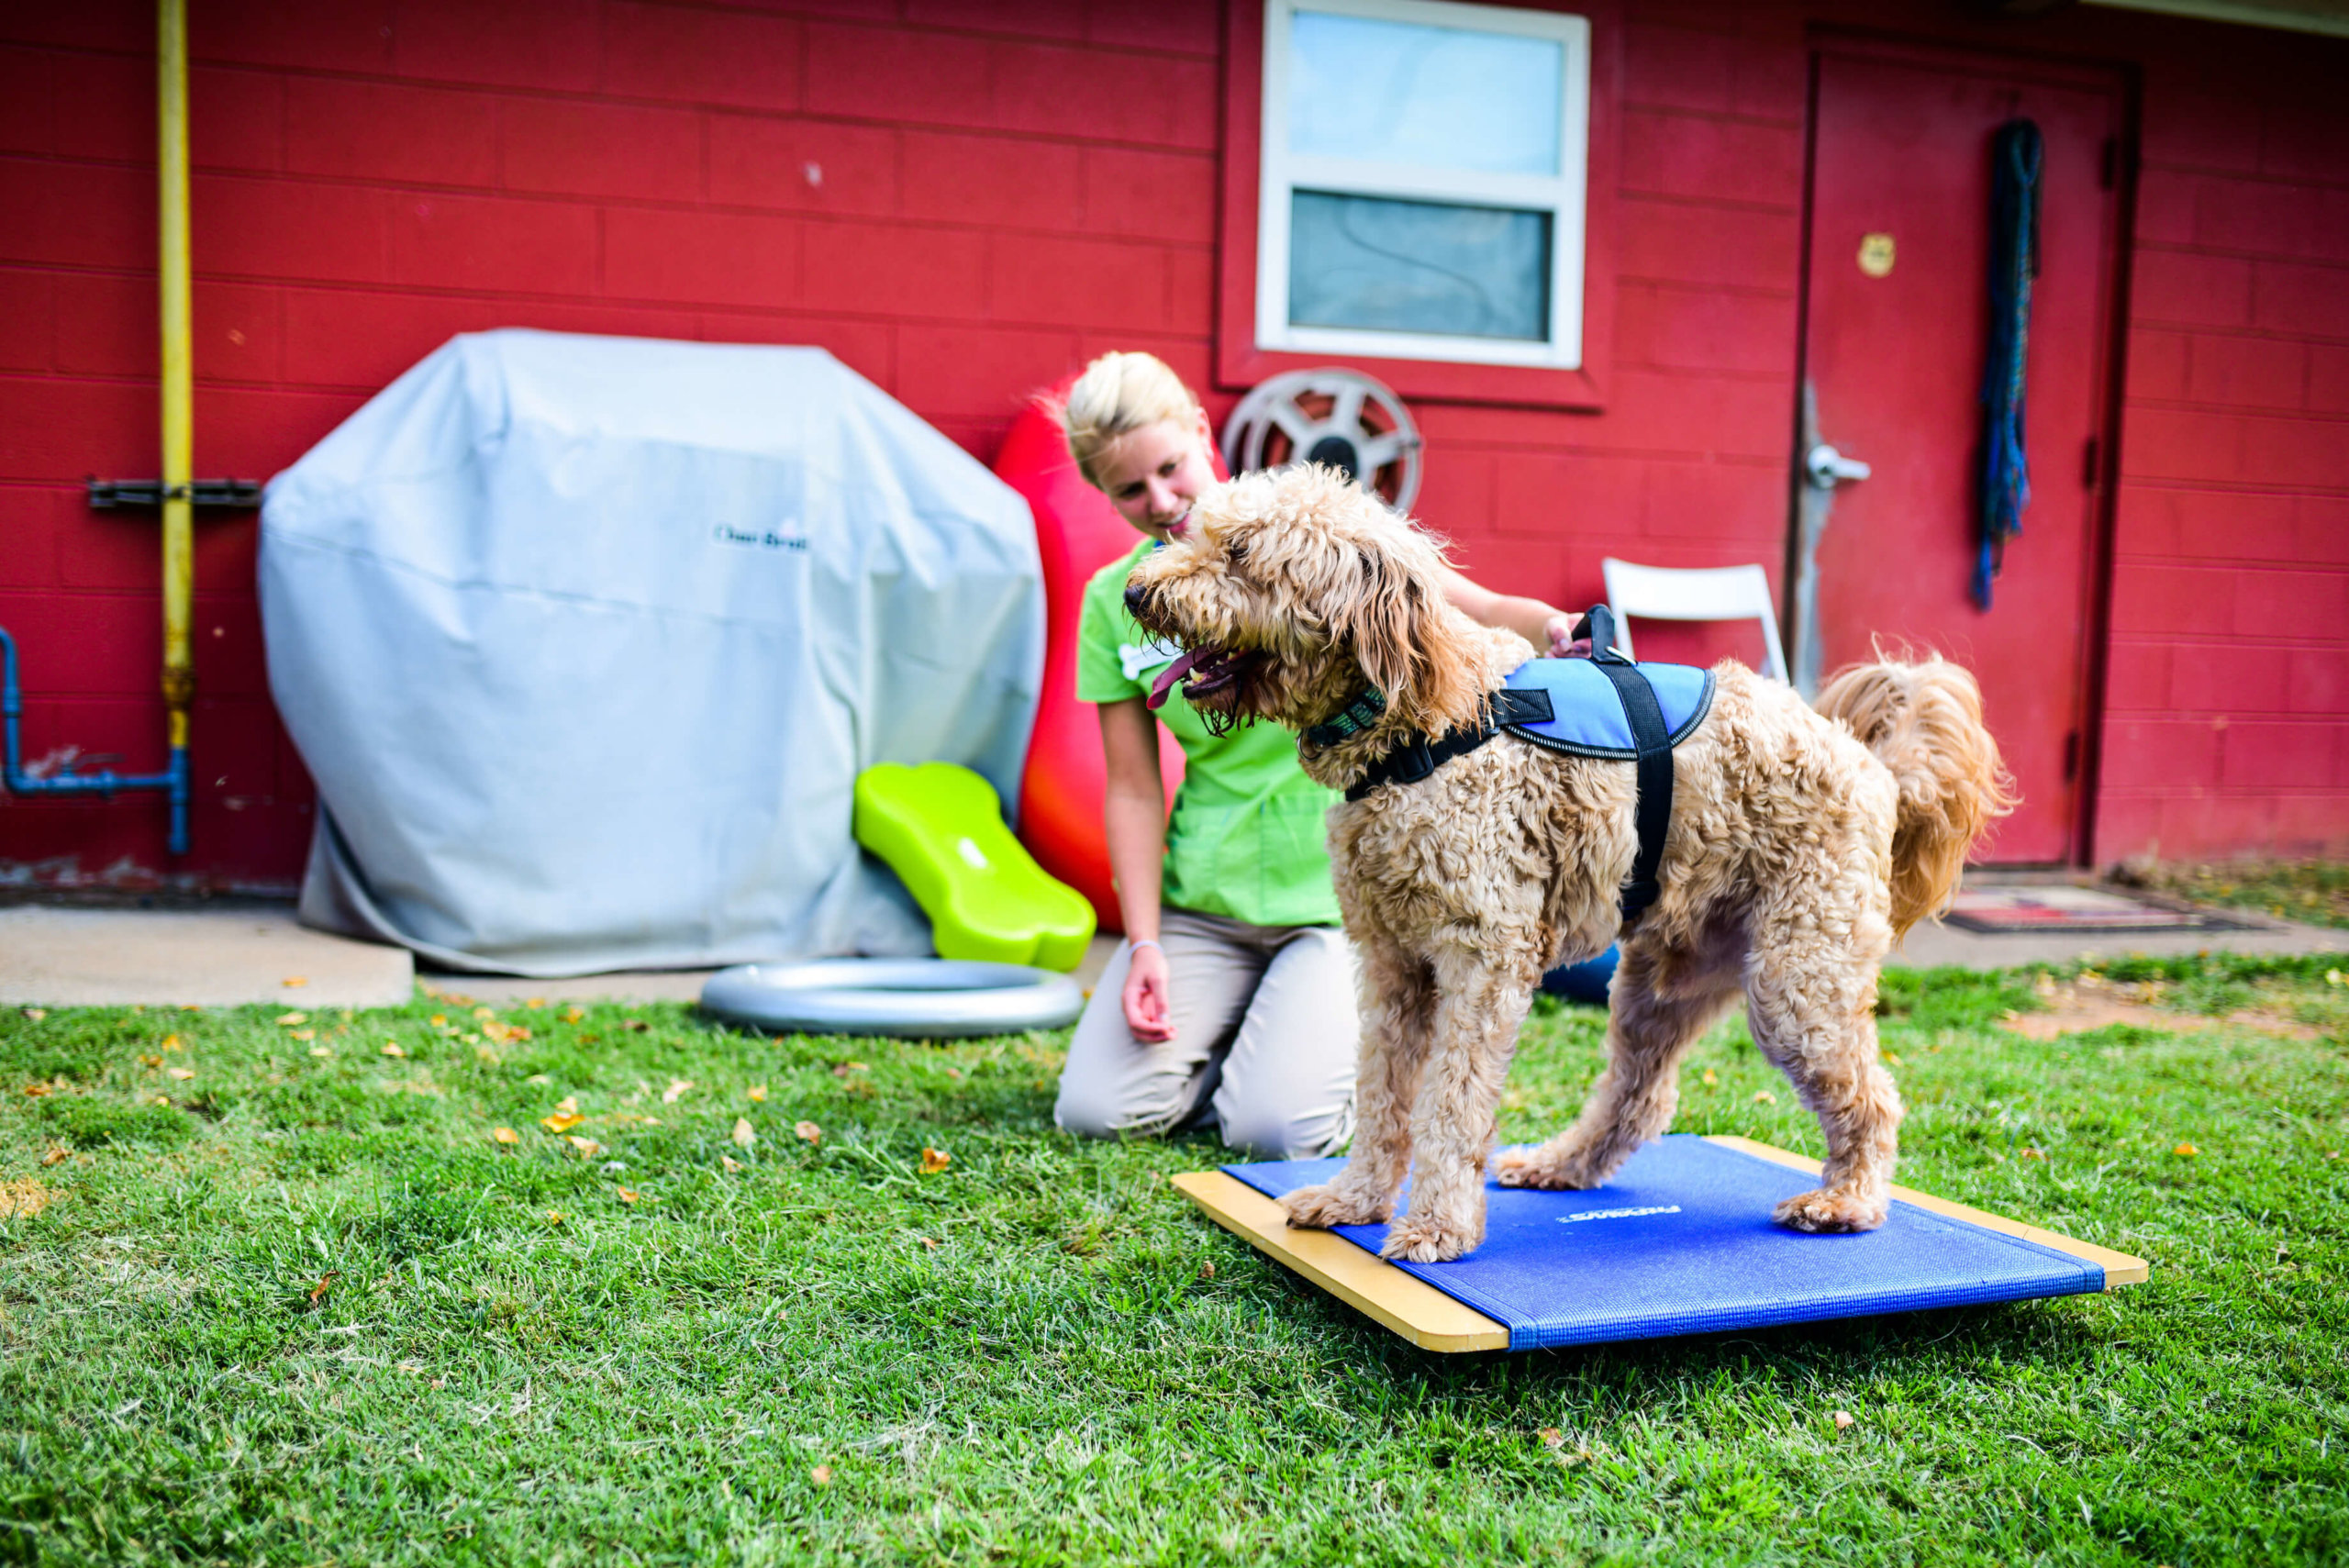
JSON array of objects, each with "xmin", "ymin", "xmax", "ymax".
[{"xmin": 1146, "ymin": 648, "xmax": 1203, "ymax": 710}]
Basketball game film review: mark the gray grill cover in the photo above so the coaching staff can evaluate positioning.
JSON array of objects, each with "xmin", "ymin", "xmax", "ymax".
[{"xmin": 261, "ymin": 330, "xmax": 1043, "ymax": 976}]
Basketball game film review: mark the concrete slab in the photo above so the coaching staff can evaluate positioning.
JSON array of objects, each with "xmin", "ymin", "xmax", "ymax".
[
  {"xmin": 429, "ymin": 934, "xmax": 1126, "ymax": 1006},
  {"xmin": 1893, "ymin": 911, "xmax": 2342, "ymax": 970},
  {"xmin": 0, "ymin": 905, "xmax": 413, "ymax": 1007}
]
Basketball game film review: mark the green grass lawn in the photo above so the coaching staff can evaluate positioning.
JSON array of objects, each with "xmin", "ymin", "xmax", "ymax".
[
  {"xmin": 2137, "ymin": 860, "xmax": 2349, "ymax": 930},
  {"xmin": 4, "ymin": 954, "xmax": 2345, "ymax": 1566}
]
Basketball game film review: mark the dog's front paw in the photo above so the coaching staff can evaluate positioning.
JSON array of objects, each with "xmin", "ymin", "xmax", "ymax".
[
  {"xmin": 1494, "ymin": 1142, "xmax": 1607, "ymax": 1190},
  {"xmin": 1378, "ymin": 1211, "xmax": 1483, "ymax": 1262},
  {"xmin": 1772, "ymin": 1186, "xmax": 1888, "ymax": 1233},
  {"xmin": 1283, "ymin": 1181, "xmax": 1390, "ymax": 1230}
]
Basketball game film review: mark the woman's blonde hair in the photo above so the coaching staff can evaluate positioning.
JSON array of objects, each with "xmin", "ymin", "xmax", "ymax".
[{"xmin": 1056, "ymin": 350, "xmax": 1202, "ymax": 488}]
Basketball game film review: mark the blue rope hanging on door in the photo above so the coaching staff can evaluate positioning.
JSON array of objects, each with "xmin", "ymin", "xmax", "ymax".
[{"xmin": 1975, "ymin": 118, "xmax": 2042, "ymax": 609}]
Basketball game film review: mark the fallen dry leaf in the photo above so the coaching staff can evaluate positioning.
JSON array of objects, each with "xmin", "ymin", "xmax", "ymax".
[
  {"xmin": 526, "ymin": 1073, "xmax": 552, "ymax": 1085},
  {"xmin": 382, "ymin": 1042, "xmax": 406, "ymax": 1058},
  {"xmin": 138, "ymin": 1053, "xmax": 162, "ymax": 1069},
  {"xmin": 473, "ymin": 1006, "xmax": 496, "ymax": 1022},
  {"xmin": 541, "ymin": 1112, "xmax": 586, "ymax": 1133},
  {"xmin": 1832, "ymin": 1410, "xmax": 1854, "ymax": 1430},
  {"xmin": 283, "ymin": 976, "xmax": 307, "ymax": 988},
  {"xmin": 161, "ymin": 1034, "xmax": 182, "ymax": 1051},
  {"xmin": 546, "ymin": 1211, "xmax": 565, "ymax": 1226},
  {"xmin": 167, "ymin": 1067, "xmax": 196, "ymax": 1081},
  {"xmin": 276, "ymin": 1012, "xmax": 308, "ymax": 1027},
  {"xmin": 308, "ymin": 1272, "xmax": 336, "ymax": 1305},
  {"xmin": 622, "ymin": 1018, "xmax": 650, "ymax": 1033},
  {"xmin": 565, "ymin": 1134, "xmax": 603, "ymax": 1159},
  {"xmin": 21, "ymin": 1084, "xmax": 50, "ymax": 1097},
  {"xmin": 21, "ymin": 1008, "xmax": 46, "ymax": 1022},
  {"xmin": 1700, "ymin": 1069, "xmax": 1718, "ymax": 1086},
  {"xmin": 429, "ymin": 1015, "xmax": 447, "ymax": 1028},
  {"xmin": 491, "ymin": 1127, "xmax": 520, "ymax": 1144},
  {"xmin": 795, "ymin": 1120, "xmax": 822, "ymax": 1145},
  {"xmin": 1753, "ymin": 1090, "xmax": 1776, "ymax": 1106},
  {"xmin": 41, "ymin": 1146, "xmax": 70, "ymax": 1167},
  {"xmin": 1537, "ymin": 1427, "xmax": 1564, "ymax": 1449},
  {"xmin": 291, "ymin": 1029, "xmax": 316, "ymax": 1041},
  {"xmin": 1196, "ymin": 1260, "xmax": 1215, "ymax": 1280},
  {"xmin": 732, "ymin": 1118, "xmax": 757, "ymax": 1150},
  {"xmin": 2174, "ymin": 1141, "xmax": 2199, "ymax": 1157},
  {"xmin": 1883, "ymin": 1051, "xmax": 1902, "ymax": 1066},
  {"xmin": 527, "ymin": 996, "xmax": 546, "ymax": 1008},
  {"xmin": 811, "ymin": 1465, "xmax": 832, "ymax": 1486},
  {"xmin": 721, "ymin": 1155, "xmax": 745, "ymax": 1173},
  {"xmin": 562, "ymin": 1006, "xmax": 585, "ymax": 1023},
  {"xmin": 309, "ymin": 1046, "xmax": 333, "ymax": 1059},
  {"xmin": 617, "ymin": 1187, "xmax": 640, "ymax": 1206},
  {"xmin": 555, "ymin": 1095, "xmax": 580, "ymax": 1114},
  {"xmin": 0, "ymin": 1180, "xmax": 54, "ymax": 1219},
  {"xmin": 2021, "ymin": 1147, "xmax": 2044, "ymax": 1160},
  {"xmin": 482, "ymin": 1019, "xmax": 530, "ymax": 1045},
  {"xmin": 747, "ymin": 1084, "xmax": 768, "ymax": 1103},
  {"xmin": 919, "ymin": 1147, "xmax": 951, "ymax": 1174},
  {"xmin": 662, "ymin": 1079, "xmax": 694, "ymax": 1105}
]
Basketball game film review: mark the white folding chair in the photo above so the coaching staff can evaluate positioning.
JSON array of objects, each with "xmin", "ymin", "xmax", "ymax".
[{"xmin": 1599, "ymin": 559, "xmax": 1789, "ymax": 683}]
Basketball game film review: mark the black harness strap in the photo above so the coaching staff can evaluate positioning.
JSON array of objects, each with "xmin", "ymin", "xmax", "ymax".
[{"xmin": 1341, "ymin": 606, "xmax": 1679, "ymax": 923}]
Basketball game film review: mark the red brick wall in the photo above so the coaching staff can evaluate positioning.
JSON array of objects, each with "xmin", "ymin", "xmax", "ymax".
[{"xmin": 1, "ymin": 0, "xmax": 2343, "ymax": 889}]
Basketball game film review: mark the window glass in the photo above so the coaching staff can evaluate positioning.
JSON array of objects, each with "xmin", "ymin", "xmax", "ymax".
[
  {"xmin": 1287, "ymin": 10, "xmax": 1563, "ymax": 177},
  {"xmin": 1287, "ymin": 191, "xmax": 1552, "ymax": 341}
]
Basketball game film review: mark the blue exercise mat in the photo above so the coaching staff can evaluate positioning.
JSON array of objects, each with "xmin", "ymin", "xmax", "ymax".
[{"xmin": 1224, "ymin": 1135, "xmax": 2106, "ymax": 1351}]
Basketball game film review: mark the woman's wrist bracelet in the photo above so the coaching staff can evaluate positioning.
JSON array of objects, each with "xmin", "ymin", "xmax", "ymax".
[{"xmin": 1129, "ymin": 939, "xmax": 1163, "ymax": 956}]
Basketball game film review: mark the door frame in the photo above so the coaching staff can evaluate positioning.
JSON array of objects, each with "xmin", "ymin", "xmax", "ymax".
[{"xmin": 1784, "ymin": 28, "xmax": 2140, "ymax": 867}]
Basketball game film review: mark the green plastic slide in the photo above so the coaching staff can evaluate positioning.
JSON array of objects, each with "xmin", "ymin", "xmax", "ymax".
[{"xmin": 852, "ymin": 762, "xmax": 1097, "ymax": 973}]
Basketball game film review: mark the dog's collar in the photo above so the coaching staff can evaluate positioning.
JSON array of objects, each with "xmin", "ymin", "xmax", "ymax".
[{"xmin": 1305, "ymin": 686, "xmax": 1387, "ymax": 749}]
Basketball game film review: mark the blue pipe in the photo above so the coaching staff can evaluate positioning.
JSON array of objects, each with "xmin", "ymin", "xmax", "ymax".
[{"xmin": 0, "ymin": 624, "xmax": 189, "ymax": 855}]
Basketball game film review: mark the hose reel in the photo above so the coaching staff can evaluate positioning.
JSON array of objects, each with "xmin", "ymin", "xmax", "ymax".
[{"xmin": 1219, "ymin": 368, "xmax": 1424, "ymax": 513}]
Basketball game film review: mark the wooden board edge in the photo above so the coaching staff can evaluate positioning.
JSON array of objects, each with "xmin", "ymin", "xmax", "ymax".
[
  {"xmin": 1171, "ymin": 1171, "xmax": 1511, "ymax": 1352},
  {"xmin": 1701, "ymin": 1135, "xmax": 2151, "ymax": 1287}
]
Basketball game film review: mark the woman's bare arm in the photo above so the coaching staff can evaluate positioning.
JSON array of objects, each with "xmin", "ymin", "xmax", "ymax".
[
  {"xmin": 1439, "ymin": 566, "xmax": 1579, "ymax": 656},
  {"xmin": 1097, "ymin": 696, "xmax": 1176, "ymax": 1041}
]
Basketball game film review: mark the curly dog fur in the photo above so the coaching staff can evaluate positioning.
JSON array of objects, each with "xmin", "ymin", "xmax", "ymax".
[{"xmin": 1125, "ymin": 465, "xmax": 2015, "ymax": 1262}]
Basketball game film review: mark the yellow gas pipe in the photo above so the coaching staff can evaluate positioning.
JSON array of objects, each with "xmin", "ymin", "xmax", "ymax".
[{"xmin": 158, "ymin": 0, "xmax": 194, "ymax": 766}]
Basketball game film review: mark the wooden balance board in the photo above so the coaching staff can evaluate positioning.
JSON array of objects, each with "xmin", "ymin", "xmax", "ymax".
[{"xmin": 1176, "ymin": 1134, "xmax": 2147, "ymax": 1353}]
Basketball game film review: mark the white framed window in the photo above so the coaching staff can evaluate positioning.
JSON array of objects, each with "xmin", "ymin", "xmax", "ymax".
[{"xmin": 1256, "ymin": 0, "xmax": 1591, "ymax": 371}]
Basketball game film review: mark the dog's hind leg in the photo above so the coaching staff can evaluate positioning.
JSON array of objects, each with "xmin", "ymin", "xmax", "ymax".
[
  {"xmin": 1743, "ymin": 909, "xmax": 1903, "ymax": 1232},
  {"xmin": 1495, "ymin": 941, "xmax": 1741, "ymax": 1192},
  {"xmin": 1282, "ymin": 939, "xmax": 1431, "ymax": 1231},
  {"xmin": 1377, "ymin": 937, "xmax": 1545, "ymax": 1263}
]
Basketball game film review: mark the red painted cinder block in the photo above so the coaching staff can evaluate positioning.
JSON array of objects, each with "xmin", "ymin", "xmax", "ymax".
[
  {"xmin": 500, "ymin": 98, "xmax": 703, "ymax": 203},
  {"xmin": 2224, "ymin": 720, "xmax": 2337, "ymax": 789},
  {"xmin": 0, "ymin": 46, "xmax": 51, "ymax": 155},
  {"xmin": 1619, "ymin": 198, "xmax": 1798, "ymax": 292},
  {"xmin": 2298, "ymin": 497, "xmax": 2349, "ymax": 566},
  {"xmin": 994, "ymin": 40, "xmax": 1211, "ymax": 148},
  {"xmin": 802, "ymin": 220, "xmax": 986, "ymax": 318},
  {"xmin": 1493, "ymin": 452, "xmax": 1646, "ymax": 541},
  {"xmin": 280, "ymin": 288, "xmax": 492, "ymax": 389},
  {"xmin": 1617, "ymin": 283, "xmax": 1794, "ymax": 376},
  {"xmin": 2102, "ymin": 717, "xmax": 2223, "ymax": 790},
  {"xmin": 2171, "ymin": 641, "xmax": 2288, "ymax": 714},
  {"xmin": 606, "ymin": 206, "xmax": 799, "ymax": 310},
  {"xmin": 2139, "ymin": 69, "xmax": 2263, "ymax": 177},
  {"xmin": 2092, "ymin": 791, "xmax": 2162, "ymax": 862},
  {"xmin": 989, "ymin": 234, "xmax": 1166, "ymax": 330},
  {"xmin": 391, "ymin": 0, "xmax": 599, "ymax": 94},
  {"xmin": 804, "ymin": 24, "xmax": 994, "ymax": 128},
  {"xmin": 0, "ymin": 486, "xmax": 70, "ymax": 590},
  {"xmin": 0, "ymin": 267, "xmax": 52, "ymax": 372},
  {"xmin": 1166, "ymin": 247, "xmax": 1213, "ymax": 335},
  {"xmin": 195, "ymin": 385, "xmax": 368, "ymax": 478},
  {"xmin": 0, "ymin": 374, "xmax": 154, "ymax": 483},
  {"xmin": 708, "ymin": 116, "xmax": 898, "ymax": 217},
  {"xmin": 0, "ymin": 5, "xmax": 148, "ymax": 54},
  {"xmin": 284, "ymin": 77, "xmax": 498, "ymax": 188},
  {"xmin": 2193, "ymin": 176, "xmax": 2349, "ymax": 265},
  {"xmin": 2170, "ymin": 789, "xmax": 2281, "ymax": 856},
  {"xmin": 2130, "ymin": 248, "xmax": 2254, "ymax": 329},
  {"xmin": 694, "ymin": 311, "xmax": 896, "ymax": 392},
  {"xmin": 896, "ymin": 322, "xmax": 1078, "ymax": 421},
  {"xmin": 1642, "ymin": 460, "xmax": 1783, "ymax": 540},
  {"xmin": 2121, "ymin": 484, "xmax": 2299, "ymax": 562},
  {"xmin": 2287, "ymin": 648, "xmax": 2349, "ymax": 717},
  {"xmin": 2253, "ymin": 261, "xmax": 2349, "ymax": 339},
  {"xmin": 1081, "ymin": 147, "xmax": 1216, "ymax": 243},
  {"xmin": 1622, "ymin": 22, "xmax": 1737, "ymax": 115},
  {"xmin": 2273, "ymin": 791, "xmax": 2349, "ymax": 851},
  {"xmin": 50, "ymin": 48, "xmax": 150, "ymax": 163},
  {"xmin": 2100, "ymin": 639, "xmax": 2171, "ymax": 711},
  {"xmin": 902, "ymin": 131, "xmax": 1083, "ymax": 231},
  {"xmin": 1453, "ymin": 531, "xmax": 1572, "ymax": 606},
  {"xmin": 2124, "ymin": 328, "xmax": 2188, "ymax": 403},
  {"xmin": 2185, "ymin": 333, "xmax": 2306, "ymax": 410},
  {"xmin": 1606, "ymin": 371, "xmax": 1790, "ymax": 462},
  {"xmin": 904, "ymin": 0, "xmax": 1085, "ymax": 42},
  {"xmin": 191, "ymin": 66, "xmax": 283, "ymax": 174},
  {"xmin": 0, "ymin": 593, "xmax": 160, "ymax": 696},
  {"xmin": 1620, "ymin": 109, "xmax": 1804, "ymax": 207},
  {"xmin": 2235, "ymin": 567, "xmax": 2349, "ymax": 636},
  {"xmin": 186, "ymin": 593, "xmax": 267, "ymax": 698},
  {"xmin": 192, "ymin": 514, "xmax": 259, "ymax": 599},
  {"xmin": 195, "ymin": 175, "xmax": 390, "ymax": 284},
  {"xmin": 2240, "ymin": 415, "xmax": 2349, "ymax": 490},
  {"xmin": 391, "ymin": 194, "xmax": 597, "ymax": 295},
  {"xmin": 493, "ymin": 300, "xmax": 701, "ymax": 343},
  {"xmin": 2117, "ymin": 406, "xmax": 2243, "ymax": 485},
  {"xmin": 52, "ymin": 270, "xmax": 160, "ymax": 379},
  {"xmin": 190, "ymin": 0, "xmax": 394, "ymax": 74},
  {"xmin": 2108, "ymin": 562, "xmax": 2219, "ymax": 635},
  {"xmin": 1085, "ymin": 0, "xmax": 1219, "ymax": 55},
  {"xmin": 0, "ymin": 157, "xmax": 151, "ymax": 271},
  {"xmin": 1411, "ymin": 450, "xmax": 1497, "ymax": 538},
  {"xmin": 2309, "ymin": 345, "xmax": 2349, "ymax": 415},
  {"xmin": 2131, "ymin": 169, "xmax": 2199, "ymax": 247},
  {"xmin": 195, "ymin": 281, "xmax": 283, "ymax": 384},
  {"xmin": 602, "ymin": 1, "xmax": 800, "ymax": 112},
  {"xmin": 55, "ymin": 507, "xmax": 163, "ymax": 594}
]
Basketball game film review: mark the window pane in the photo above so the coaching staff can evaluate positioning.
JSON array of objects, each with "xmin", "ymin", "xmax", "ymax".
[
  {"xmin": 1289, "ymin": 190, "xmax": 1550, "ymax": 340},
  {"xmin": 1288, "ymin": 10, "xmax": 1563, "ymax": 177}
]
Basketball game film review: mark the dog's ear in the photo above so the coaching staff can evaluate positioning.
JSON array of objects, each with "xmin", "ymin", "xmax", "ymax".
[
  {"xmin": 1347, "ymin": 545, "xmax": 1421, "ymax": 705},
  {"xmin": 1341, "ymin": 536, "xmax": 1484, "ymax": 730}
]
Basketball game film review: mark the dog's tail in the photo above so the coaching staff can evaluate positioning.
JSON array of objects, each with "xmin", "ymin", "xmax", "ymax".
[{"xmin": 1814, "ymin": 655, "xmax": 2019, "ymax": 939}]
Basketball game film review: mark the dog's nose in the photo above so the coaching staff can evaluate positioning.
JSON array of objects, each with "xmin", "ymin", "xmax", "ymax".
[{"xmin": 1123, "ymin": 584, "xmax": 1147, "ymax": 616}]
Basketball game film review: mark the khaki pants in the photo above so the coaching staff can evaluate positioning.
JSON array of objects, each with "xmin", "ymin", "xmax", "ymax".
[{"xmin": 1053, "ymin": 907, "xmax": 1358, "ymax": 1160}]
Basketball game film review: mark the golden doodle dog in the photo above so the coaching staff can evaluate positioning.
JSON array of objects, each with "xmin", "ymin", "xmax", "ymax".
[{"xmin": 1125, "ymin": 465, "xmax": 2013, "ymax": 1262}]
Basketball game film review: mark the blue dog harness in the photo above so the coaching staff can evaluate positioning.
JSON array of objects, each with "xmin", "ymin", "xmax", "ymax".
[{"xmin": 1314, "ymin": 607, "xmax": 1714, "ymax": 921}]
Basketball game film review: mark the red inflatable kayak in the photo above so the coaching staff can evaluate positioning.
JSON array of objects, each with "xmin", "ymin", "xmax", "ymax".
[{"xmin": 995, "ymin": 385, "xmax": 1202, "ymax": 932}]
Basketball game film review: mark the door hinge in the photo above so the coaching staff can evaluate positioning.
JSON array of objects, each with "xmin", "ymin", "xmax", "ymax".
[
  {"xmin": 2083, "ymin": 434, "xmax": 2100, "ymax": 488},
  {"xmin": 2064, "ymin": 729, "xmax": 2081, "ymax": 783}
]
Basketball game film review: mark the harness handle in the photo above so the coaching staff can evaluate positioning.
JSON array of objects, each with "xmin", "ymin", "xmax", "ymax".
[{"xmin": 1574, "ymin": 605, "xmax": 1630, "ymax": 663}]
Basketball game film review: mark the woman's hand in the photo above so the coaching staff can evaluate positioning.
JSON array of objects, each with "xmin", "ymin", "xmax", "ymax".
[
  {"xmin": 1121, "ymin": 941, "xmax": 1176, "ymax": 1042},
  {"xmin": 1542, "ymin": 610, "xmax": 1587, "ymax": 658}
]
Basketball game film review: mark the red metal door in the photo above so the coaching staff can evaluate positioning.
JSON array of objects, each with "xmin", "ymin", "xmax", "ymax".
[{"xmin": 1797, "ymin": 46, "xmax": 2121, "ymax": 862}]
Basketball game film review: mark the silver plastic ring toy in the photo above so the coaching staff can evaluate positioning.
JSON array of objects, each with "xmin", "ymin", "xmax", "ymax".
[{"xmin": 700, "ymin": 958, "xmax": 1085, "ymax": 1039}]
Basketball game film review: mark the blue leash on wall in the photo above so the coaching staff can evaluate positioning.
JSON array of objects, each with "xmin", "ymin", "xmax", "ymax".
[{"xmin": 1975, "ymin": 118, "xmax": 2042, "ymax": 610}]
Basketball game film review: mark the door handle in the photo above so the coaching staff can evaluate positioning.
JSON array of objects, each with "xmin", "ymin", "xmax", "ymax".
[{"xmin": 1805, "ymin": 443, "xmax": 1873, "ymax": 490}]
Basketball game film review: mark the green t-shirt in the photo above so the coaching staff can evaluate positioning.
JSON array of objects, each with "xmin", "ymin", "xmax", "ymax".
[{"xmin": 1076, "ymin": 540, "xmax": 1341, "ymax": 928}]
